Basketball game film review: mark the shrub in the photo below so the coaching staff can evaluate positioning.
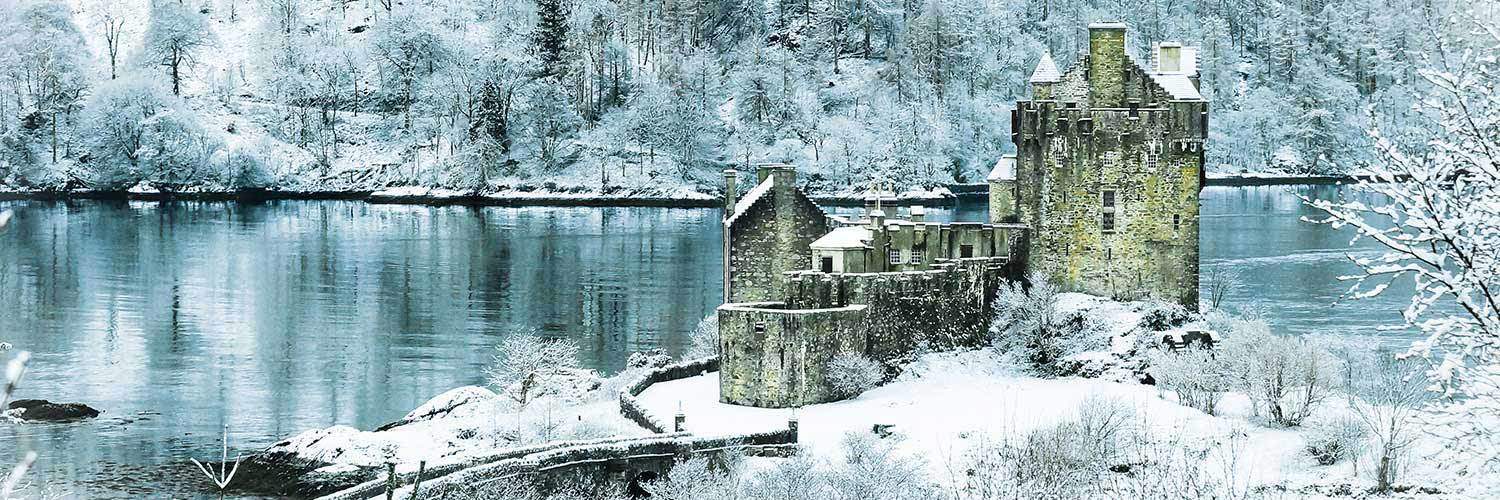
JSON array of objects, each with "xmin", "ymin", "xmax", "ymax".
[
  {"xmin": 1147, "ymin": 347, "xmax": 1230, "ymax": 415},
  {"xmin": 1221, "ymin": 322, "xmax": 1339, "ymax": 426},
  {"xmin": 825, "ymin": 432, "xmax": 936, "ymax": 500},
  {"xmin": 990, "ymin": 272, "xmax": 1079, "ymax": 376},
  {"xmin": 684, "ymin": 313, "xmax": 718, "ymax": 360},
  {"xmin": 825, "ymin": 352, "xmax": 884, "ymax": 399},
  {"xmin": 1305, "ymin": 416, "xmax": 1366, "ymax": 466},
  {"xmin": 1137, "ymin": 300, "xmax": 1191, "ymax": 331}
]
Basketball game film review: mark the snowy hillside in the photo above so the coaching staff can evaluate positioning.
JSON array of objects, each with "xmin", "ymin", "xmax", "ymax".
[{"xmin": 0, "ymin": 0, "xmax": 1489, "ymax": 197}]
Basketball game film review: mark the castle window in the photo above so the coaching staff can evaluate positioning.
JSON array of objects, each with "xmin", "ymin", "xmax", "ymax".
[
  {"xmin": 889, "ymin": 249, "xmax": 902, "ymax": 265},
  {"xmin": 821, "ymin": 256, "xmax": 834, "ymax": 273},
  {"xmin": 1080, "ymin": 118, "xmax": 1094, "ymax": 135},
  {"xmin": 1102, "ymin": 190, "xmax": 1118, "ymax": 232},
  {"xmin": 1103, "ymin": 212, "xmax": 1117, "ymax": 232},
  {"xmin": 910, "ymin": 249, "xmax": 924, "ymax": 264},
  {"xmin": 1128, "ymin": 102, "xmax": 1140, "ymax": 118},
  {"xmin": 1173, "ymin": 214, "xmax": 1182, "ymax": 232},
  {"xmin": 1102, "ymin": 190, "xmax": 1116, "ymax": 208},
  {"xmin": 1057, "ymin": 118, "xmax": 1069, "ymax": 134},
  {"xmin": 754, "ymin": 322, "xmax": 765, "ymax": 335},
  {"xmin": 961, "ymin": 245, "xmax": 974, "ymax": 258}
]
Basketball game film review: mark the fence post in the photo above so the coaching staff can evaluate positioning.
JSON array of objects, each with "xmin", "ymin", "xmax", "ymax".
[
  {"xmin": 788, "ymin": 416, "xmax": 799, "ymax": 442},
  {"xmin": 384, "ymin": 462, "xmax": 396, "ymax": 500},
  {"xmin": 407, "ymin": 460, "xmax": 426, "ymax": 500}
]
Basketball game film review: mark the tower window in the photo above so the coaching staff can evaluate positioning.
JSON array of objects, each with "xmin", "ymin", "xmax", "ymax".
[
  {"xmin": 821, "ymin": 256, "xmax": 834, "ymax": 273},
  {"xmin": 1102, "ymin": 190, "xmax": 1116, "ymax": 208},
  {"xmin": 960, "ymin": 245, "xmax": 974, "ymax": 258},
  {"xmin": 910, "ymin": 249, "xmax": 924, "ymax": 264},
  {"xmin": 1128, "ymin": 102, "xmax": 1140, "ymax": 118},
  {"xmin": 754, "ymin": 322, "xmax": 765, "ymax": 335},
  {"xmin": 889, "ymin": 249, "xmax": 902, "ymax": 265},
  {"xmin": 1173, "ymin": 214, "xmax": 1182, "ymax": 232},
  {"xmin": 1103, "ymin": 212, "xmax": 1117, "ymax": 231}
]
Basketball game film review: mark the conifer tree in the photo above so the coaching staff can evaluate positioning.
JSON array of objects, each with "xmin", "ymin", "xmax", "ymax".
[{"xmin": 533, "ymin": 0, "xmax": 570, "ymax": 77}]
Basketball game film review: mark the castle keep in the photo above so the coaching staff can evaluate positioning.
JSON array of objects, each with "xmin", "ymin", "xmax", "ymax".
[
  {"xmin": 1006, "ymin": 23, "xmax": 1207, "ymax": 306},
  {"xmin": 718, "ymin": 23, "xmax": 1205, "ymax": 408}
]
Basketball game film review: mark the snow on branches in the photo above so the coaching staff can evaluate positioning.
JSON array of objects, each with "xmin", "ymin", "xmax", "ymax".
[{"xmin": 1300, "ymin": 16, "xmax": 1499, "ymax": 474}]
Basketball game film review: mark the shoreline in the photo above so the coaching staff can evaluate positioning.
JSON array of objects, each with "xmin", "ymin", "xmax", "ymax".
[{"xmin": 0, "ymin": 176, "xmax": 1377, "ymax": 207}]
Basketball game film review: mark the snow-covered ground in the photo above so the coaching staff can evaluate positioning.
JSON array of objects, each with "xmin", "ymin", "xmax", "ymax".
[{"xmin": 638, "ymin": 349, "xmax": 1488, "ymax": 498}]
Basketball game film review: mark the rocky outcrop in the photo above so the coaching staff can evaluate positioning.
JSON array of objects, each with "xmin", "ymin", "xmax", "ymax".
[{"xmin": 6, "ymin": 399, "xmax": 100, "ymax": 422}]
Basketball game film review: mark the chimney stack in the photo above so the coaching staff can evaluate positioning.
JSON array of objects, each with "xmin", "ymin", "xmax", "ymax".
[
  {"xmin": 1087, "ymin": 22, "xmax": 1128, "ymax": 108},
  {"xmin": 723, "ymin": 169, "xmax": 737, "ymax": 213}
]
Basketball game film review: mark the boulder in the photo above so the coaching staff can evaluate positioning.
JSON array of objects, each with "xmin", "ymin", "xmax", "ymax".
[{"xmin": 6, "ymin": 399, "xmax": 100, "ymax": 422}]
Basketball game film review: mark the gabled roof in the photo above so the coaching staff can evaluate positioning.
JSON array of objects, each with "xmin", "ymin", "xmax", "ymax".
[
  {"xmin": 988, "ymin": 154, "xmax": 1017, "ymax": 181},
  {"xmin": 810, "ymin": 226, "xmax": 872, "ymax": 250},
  {"xmin": 1029, "ymin": 52, "xmax": 1061, "ymax": 83},
  {"xmin": 725, "ymin": 176, "xmax": 774, "ymax": 227}
]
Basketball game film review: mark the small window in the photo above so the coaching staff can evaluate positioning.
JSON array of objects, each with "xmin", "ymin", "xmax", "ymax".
[
  {"xmin": 754, "ymin": 322, "xmax": 765, "ymax": 335},
  {"xmin": 910, "ymin": 249, "xmax": 924, "ymax": 264},
  {"xmin": 1102, "ymin": 190, "xmax": 1116, "ymax": 208},
  {"xmin": 1173, "ymin": 214, "xmax": 1182, "ymax": 232},
  {"xmin": 820, "ymin": 256, "xmax": 834, "ymax": 273},
  {"xmin": 1128, "ymin": 102, "xmax": 1139, "ymax": 118},
  {"xmin": 1106, "ymin": 248, "xmax": 1112, "ymax": 260},
  {"xmin": 960, "ymin": 245, "xmax": 974, "ymax": 258},
  {"xmin": 1057, "ymin": 119, "xmax": 1069, "ymax": 134},
  {"xmin": 1103, "ymin": 212, "xmax": 1116, "ymax": 232},
  {"xmin": 889, "ymin": 249, "xmax": 902, "ymax": 265}
]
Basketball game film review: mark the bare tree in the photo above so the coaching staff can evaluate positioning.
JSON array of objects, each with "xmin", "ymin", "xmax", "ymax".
[
  {"xmin": 483, "ymin": 329, "xmax": 580, "ymax": 407},
  {"xmin": 1342, "ymin": 352, "xmax": 1428, "ymax": 493},
  {"xmin": 91, "ymin": 0, "xmax": 129, "ymax": 80},
  {"xmin": 143, "ymin": 1, "xmax": 215, "ymax": 95}
]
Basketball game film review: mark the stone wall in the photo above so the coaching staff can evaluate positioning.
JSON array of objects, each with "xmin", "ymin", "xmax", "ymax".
[
  {"xmin": 1012, "ymin": 27, "xmax": 1205, "ymax": 308},
  {"xmin": 717, "ymin": 302, "xmax": 869, "ymax": 407},
  {"xmin": 724, "ymin": 171, "xmax": 833, "ymax": 303}
]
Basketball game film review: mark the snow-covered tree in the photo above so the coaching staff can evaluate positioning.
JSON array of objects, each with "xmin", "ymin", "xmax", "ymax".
[
  {"xmin": 484, "ymin": 329, "xmax": 581, "ymax": 407},
  {"xmin": 1302, "ymin": 18, "xmax": 1500, "ymax": 476},
  {"xmin": 1, "ymin": 0, "xmax": 89, "ymax": 173},
  {"xmin": 825, "ymin": 352, "xmax": 883, "ymax": 399},
  {"xmin": 142, "ymin": 1, "xmax": 215, "ymax": 95},
  {"xmin": 80, "ymin": 74, "xmax": 178, "ymax": 189}
]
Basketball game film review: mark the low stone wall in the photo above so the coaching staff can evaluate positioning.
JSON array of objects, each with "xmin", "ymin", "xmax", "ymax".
[{"xmin": 619, "ymin": 357, "xmax": 720, "ymax": 433}]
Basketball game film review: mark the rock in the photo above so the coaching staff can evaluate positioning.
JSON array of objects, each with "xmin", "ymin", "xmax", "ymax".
[
  {"xmin": 375, "ymin": 386, "xmax": 497, "ymax": 431},
  {"xmin": 6, "ymin": 399, "xmax": 100, "ymax": 422}
]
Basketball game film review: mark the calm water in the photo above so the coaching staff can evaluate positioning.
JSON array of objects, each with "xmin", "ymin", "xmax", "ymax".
[{"xmin": 0, "ymin": 186, "xmax": 1415, "ymax": 498}]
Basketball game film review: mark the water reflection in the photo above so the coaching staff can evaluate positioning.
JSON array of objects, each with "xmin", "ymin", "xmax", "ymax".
[{"xmin": 0, "ymin": 188, "xmax": 1427, "ymax": 497}]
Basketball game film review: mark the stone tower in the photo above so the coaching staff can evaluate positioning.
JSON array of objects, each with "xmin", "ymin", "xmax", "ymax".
[{"xmin": 1008, "ymin": 22, "xmax": 1207, "ymax": 308}]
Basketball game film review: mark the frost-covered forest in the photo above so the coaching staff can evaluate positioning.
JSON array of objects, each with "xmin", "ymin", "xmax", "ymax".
[{"xmin": 0, "ymin": 0, "xmax": 1490, "ymax": 196}]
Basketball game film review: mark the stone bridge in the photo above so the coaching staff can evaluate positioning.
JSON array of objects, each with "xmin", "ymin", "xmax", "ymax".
[{"xmin": 316, "ymin": 358, "xmax": 799, "ymax": 499}]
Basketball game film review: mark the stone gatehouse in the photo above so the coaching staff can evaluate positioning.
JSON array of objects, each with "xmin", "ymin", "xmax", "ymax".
[{"xmin": 718, "ymin": 22, "xmax": 1205, "ymax": 409}]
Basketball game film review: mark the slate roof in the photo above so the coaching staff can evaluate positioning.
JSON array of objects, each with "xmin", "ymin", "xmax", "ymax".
[
  {"xmin": 1029, "ymin": 52, "xmax": 1061, "ymax": 83},
  {"xmin": 725, "ymin": 177, "xmax": 774, "ymax": 227},
  {"xmin": 988, "ymin": 154, "xmax": 1017, "ymax": 182}
]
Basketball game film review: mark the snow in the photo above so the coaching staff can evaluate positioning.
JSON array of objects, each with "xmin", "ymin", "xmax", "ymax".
[
  {"xmin": 725, "ymin": 177, "xmax": 774, "ymax": 226},
  {"xmin": 1028, "ymin": 52, "xmax": 1061, "ymax": 83},
  {"xmin": 809, "ymin": 226, "xmax": 872, "ymax": 249},
  {"xmin": 1148, "ymin": 73, "xmax": 1205, "ymax": 101},
  {"xmin": 637, "ymin": 349, "xmax": 1494, "ymax": 497},
  {"xmin": 987, "ymin": 154, "xmax": 1016, "ymax": 182}
]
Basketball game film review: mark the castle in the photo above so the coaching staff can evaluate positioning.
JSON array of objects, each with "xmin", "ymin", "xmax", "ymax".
[{"xmin": 718, "ymin": 23, "xmax": 1205, "ymax": 408}]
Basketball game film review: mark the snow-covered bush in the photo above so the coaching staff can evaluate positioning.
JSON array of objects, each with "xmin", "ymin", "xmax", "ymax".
[
  {"xmin": 683, "ymin": 313, "xmax": 719, "ymax": 360},
  {"xmin": 1146, "ymin": 347, "xmax": 1229, "ymax": 415},
  {"xmin": 990, "ymin": 272, "xmax": 1077, "ymax": 376},
  {"xmin": 1226, "ymin": 330, "xmax": 1338, "ymax": 427},
  {"xmin": 742, "ymin": 451, "xmax": 826, "ymax": 499},
  {"xmin": 1305, "ymin": 416, "xmax": 1366, "ymax": 466},
  {"xmin": 136, "ymin": 107, "xmax": 224, "ymax": 187},
  {"xmin": 825, "ymin": 352, "xmax": 884, "ymax": 399},
  {"xmin": 483, "ymin": 330, "xmax": 582, "ymax": 407},
  {"xmin": 644, "ymin": 454, "xmax": 744, "ymax": 500},
  {"xmin": 1341, "ymin": 351, "xmax": 1429, "ymax": 492},
  {"xmin": 1136, "ymin": 300, "xmax": 1190, "ymax": 331},
  {"xmin": 824, "ymin": 432, "xmax": 936, "ymax": 500}
]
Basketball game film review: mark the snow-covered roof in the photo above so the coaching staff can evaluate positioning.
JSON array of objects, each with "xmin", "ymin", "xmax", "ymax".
[
  {"xmin": 725, "ymin": 177, "xmax": 774, "ymax": 227},
  {"xmin": 810, "ymin": 226, "xmax": 873, "ymax": 250},
  {"xmin": 1088, "ymin": 22, "xmax": 1128, "ymax": 29},
  {"xmin": 1147, "ymin": 73, "xmax": 1203, "ymax": 101},
  {"xmin": 1029, "ymin": 52, "xmax": 1061, "ymax": 83},
  {"xmin": 988, "ymin": 154, "xmax": 1017, "ymax": 181}
]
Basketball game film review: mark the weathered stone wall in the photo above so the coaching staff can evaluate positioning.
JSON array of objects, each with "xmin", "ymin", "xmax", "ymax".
[
  {"xmin": 989, "ymin": 179, "xmax": 1017, "ymax": 223},
  {"xmin": 1014, "ymin": 103, "xmax": 1205, "ymax": 307},
  {"xmin": 717, "ymin": 302, "xmax": 869, "ymax": 407},
  {"xmin": 1088, "ymin": 25, "xmax": 1127, "ymax": 108},
  {"xmin": 780, "ymin": 257, "xmax": 1014, "ymax": 363},
  {"xmin": 725, "ymin": 174, "xmax": 833, "ymax": 303}
]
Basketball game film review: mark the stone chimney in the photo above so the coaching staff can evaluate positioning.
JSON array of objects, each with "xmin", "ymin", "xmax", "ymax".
[
  {"xmin": 1155, "ymin": 42, "xmax": 1183, "ymax": 73},
  {"xmin": 723, "ymin": 169, "xmax": 737, "ymax": 213},
  {"xmin": 1087, "ymin": 22, "xmax": 1128, "ymax": 108}
]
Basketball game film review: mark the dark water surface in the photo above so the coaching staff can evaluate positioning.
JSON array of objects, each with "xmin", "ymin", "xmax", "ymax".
[{"xmin": 0, "ymin": 186, "xmax": 1415, "ymax": 497}]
